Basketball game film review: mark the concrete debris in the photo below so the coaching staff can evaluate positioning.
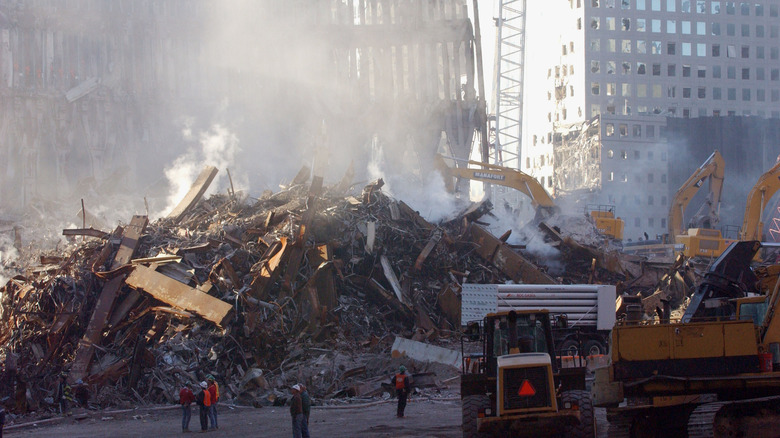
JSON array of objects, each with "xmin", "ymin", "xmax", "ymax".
[{"xmin": 0, "ymin": 163, "xmax": 696, "ymax": 420}]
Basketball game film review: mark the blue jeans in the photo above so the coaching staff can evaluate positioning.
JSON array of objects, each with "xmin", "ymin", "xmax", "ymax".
[
  {"xmin": 208, "ymin": 404, "xmax": 218, "ymax": 429},
  {"xmin": 181, "ymin": 404, "xmax": 191, "ymax": 430},
  {"xmin": 301, "ymin": 413, "xmax": 310, "ymax": 438},
  {"xmin": 291, "ymin": 413, "xmax": 304, "ymax": 438}
]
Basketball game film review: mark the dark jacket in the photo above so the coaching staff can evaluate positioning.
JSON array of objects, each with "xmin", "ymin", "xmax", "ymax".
[
  {"xmin": 0, "ymin": 407, "xmax": 5, "ymax": 425},
  {"xmin": 301, "ymin": 390, "xmax": 311, "ymax": 416},
  {"xmin": 290, "ymin": 393, "xmax": 303, "ymax": 416},
  {"xmin": 196, "ymin": 389, "xmax": 210, "ymax": 407}
]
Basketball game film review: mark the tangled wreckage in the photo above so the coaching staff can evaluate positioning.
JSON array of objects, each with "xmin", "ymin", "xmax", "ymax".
[{"xmin": 0, "ymin": 165, "xmax": 702, "ymax": 420}]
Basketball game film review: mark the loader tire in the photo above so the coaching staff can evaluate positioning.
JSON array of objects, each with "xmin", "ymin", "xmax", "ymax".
[
  {"xmin": 462, "ymin": 395, "xmax": 491, "ymax": 438},
  {"xmin": 562, "ymin": 390, "xmax": 596, "ymax": 438}
]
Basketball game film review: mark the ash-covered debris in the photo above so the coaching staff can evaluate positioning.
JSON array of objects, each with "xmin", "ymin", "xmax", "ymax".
[{"xmin": 0, "ymin": 165, "xmax": 672, "ymax": 418}]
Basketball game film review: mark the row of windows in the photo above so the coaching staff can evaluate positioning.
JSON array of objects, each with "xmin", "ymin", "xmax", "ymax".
[
  {"xmin": 593, "ymin": 0, "xmax": 778, "ymax": 17},
  {"xmin": 607, "ymin": 172, "xmax": 669, "ymax": 188},
  {"xmin": 591, "ymin": 39, "xmax": 780, "ymax": 60},
  {"xmin": 591, "ymin": 17, "xmax": 778, "ymax": 39},
  {"xmin": 592, "ymin": 82, "xmax": 780, "ymax": 101},
  {"xmin": 604, "ymin": 124, "xmax": 662, "ymax": 139},
  {"xmin": 591, "ymin": 62, "xmax": 780, "ymax": 79},
  {"xmin": 594, "ymin": 103, "xmax": 780, "ymax": 118}
]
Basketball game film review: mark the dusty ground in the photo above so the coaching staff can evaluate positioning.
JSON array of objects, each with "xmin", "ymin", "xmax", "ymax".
[{"xmin": 5, "ymin": 398, "xmax": 609, "ymax": 438}]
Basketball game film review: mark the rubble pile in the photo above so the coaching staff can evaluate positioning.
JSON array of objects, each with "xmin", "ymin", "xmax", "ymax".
[{"xmin": 0, "ymin": 166, "xmax": 668, "ymax": 415}]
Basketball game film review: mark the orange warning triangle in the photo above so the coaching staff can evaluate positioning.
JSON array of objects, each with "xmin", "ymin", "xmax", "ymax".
[{"xmin": 518, "ymin": 380, "xmax": 536, "ymax": 397}]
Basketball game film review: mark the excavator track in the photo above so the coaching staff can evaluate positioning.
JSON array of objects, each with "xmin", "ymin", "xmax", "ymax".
[
  {"xmin": 686, "ymin": 401, "xmax": 728, "ymax": 438},
  {"xmin": 687, "ymin": 396, "xmax": 780, "ymax": 438}
]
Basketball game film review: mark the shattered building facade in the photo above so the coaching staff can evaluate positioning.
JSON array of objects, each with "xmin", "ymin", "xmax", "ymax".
[
  {"xmin": 0, "ymin": 0, "xmax": 481, "ymax": 214},
  {"xmin": 521, "ymin": 0, "xmax": 780, "ymax": 241}
]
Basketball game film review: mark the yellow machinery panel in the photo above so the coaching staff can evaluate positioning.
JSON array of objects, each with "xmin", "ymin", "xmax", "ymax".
[{"xmin": 613, "ymin": 320, "xmax": 758, "ymax": 363}]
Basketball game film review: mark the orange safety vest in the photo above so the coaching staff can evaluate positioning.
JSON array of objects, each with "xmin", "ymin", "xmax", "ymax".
[
  {"xmin": 395, "ymin": 374, "xmax": 406, "ymax": 390},
  {"xmin": 203, "ymin": 389, "xmax": 212, "ymax": 407}
]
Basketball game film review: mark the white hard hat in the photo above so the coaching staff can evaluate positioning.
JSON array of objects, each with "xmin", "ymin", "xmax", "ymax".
[{"xmin": 200, "ymin": 381, "xmax": 208, "ymax": 389}]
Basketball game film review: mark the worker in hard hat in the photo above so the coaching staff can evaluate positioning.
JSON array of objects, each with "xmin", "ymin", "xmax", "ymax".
[{"xmin": 391, "ymin": 365, "xmax": 411, "ymax": 418}]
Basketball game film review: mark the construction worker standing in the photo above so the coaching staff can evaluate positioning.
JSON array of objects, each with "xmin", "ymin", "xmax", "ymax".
[
  {"xmin": 206, "ymin": 375, "xmax": 219, "ymax": 430},
  {"xmin": 179, "ymin": 385, "xmax": 195, "ymax": 433},
  {"xmin": 290, "ymin": 384, "xmax": 304, "ymax": 438},
  {"xmin": 195, "ymin": 381, "xmax": 211, "ymax": 433},
  {"xmin": 391, "ymin": 365, "xmax": 411, "ymax": 418},
  {"xmin": 299, "ymin": 383, "xmax": 311, "ymax": 438},
  {"xmin": 55, "ymin": 374, "xmax": 74, "ymax": 415},
  {"xmin": 0, "ymin": 405, "xmax": 5, "ymax": 438}
]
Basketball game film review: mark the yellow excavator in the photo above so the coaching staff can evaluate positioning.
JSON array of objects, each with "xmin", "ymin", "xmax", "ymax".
[
  {"xmin": 671, "ymin": 150, "xmax": 727, "ymax": 258},
  {"xmin": 434, "ymin": 155, "xmax": 625, "ymax": 239},
  {"xmin": 594, "ymin": 240, "xmax": 780, "ymax": 437},
  {"xmin": 739, "ymin": 159, "xmax": 780, "ymax": 242}
]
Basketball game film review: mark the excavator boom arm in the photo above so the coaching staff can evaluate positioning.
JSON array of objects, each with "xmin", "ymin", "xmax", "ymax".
[
  {"xmin": 740, "ymin": 160, "xmax": 780, "ymax": 241},
  {"xmin": 668, "ymin": 150, "xmax": 725, "ymax": 239},
  {"xmin": 435, "ymin": 155, "xmax": 557, "ymax": 209}
]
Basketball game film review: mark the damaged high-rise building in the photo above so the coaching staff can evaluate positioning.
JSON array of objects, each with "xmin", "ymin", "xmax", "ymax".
[
  {"xmin": 522, "ymin": 0, "xmax": 780, "ymax": 240},
  {"xmin": 0, "ymin": 0, "xmax": 481, "ymax": 215}
]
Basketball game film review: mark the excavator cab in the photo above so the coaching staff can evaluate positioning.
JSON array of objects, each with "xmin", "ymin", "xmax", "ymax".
[{"xmin": 587, "ymin": 204, "xmax": 624, "ymax": 240}]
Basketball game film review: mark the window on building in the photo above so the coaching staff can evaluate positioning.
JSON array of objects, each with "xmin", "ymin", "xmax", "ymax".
[
  {"xmin": 758, "ymin": 46, "xmax": 765, "ymax": 59},
  {"xmin": 621, "ymin": 150, "xmax": 628, "ymax": 159},
  {"xmin": 772, "ymin": 25, "xmax": 779, "ymax": 38},
  {"xmin": 622, "ymin": 83, "xmax": 631, "ymax": 96},
  {"xmin": 591, "ymin": 17, "xmax": 600, "ymax": 29},
  {"xmin": 727, "ymin": 23, "xmax": 735, "ymax": 36},
  {"xmin": 652, "ymin": 0, "xmax": 661, "ymax": 11},
  {"xmin": 637, "ymin": 40, "xmax": 647, "ymax": 54},
  {"xmin": 638, "ymin": 84, "xmax": 647, "ymax": 97},
  {"xmin": 591, "ymin": 60, "xmax": 600, "ymax": 73},
  {"xmin": 683, "ymin": 43, "xmax": 691, "ymax": 56},
  {"xmin": 591, "ymin": 39, "xmax": 600, "ymax": 51},
  {"xmin": 667, "ymin": 0, "xmax": 675, "ymax": 11},
  {"xmin": 697, "ymin": 22, "xmax": 705, "ymax": 35},
  {"xmin": 728, "ymin": 88, "xmax": 736, "ymax": 100},
  {"xmin": 772, "ymin": 4, "xmax": 778, "ymax": 16},
  {"xmin": 634, "ymin": 150, "xmax": 641, "ymax": 159},
  {"xmin": 757, "ymin": 25, "xmax": 765, "ymax": 37},
  {"xmin": 682, "ymin": 21, "xmax": 691, "ymax": 34},
  {"xmin": 727, "ymin": 2, "xmax": 736, "ymax": 14},
  {"xmin": 606, "ymin": 17, "xmax": 615, "ymax": 30},
  {"xmin": 633, "ymin": 125, "xmax": 641, "ymax": 137},
  {"xmin": 619, "ymin": 124, "xmax": 628, "ymax": 136},
  {"xmin": 698, "ymin": 66, "xmax": 706, "ymax": 78},
  {"xmin": 647, "ymin": 125, "xmax": 655, "ymax": 137},
  {"xmin": 772, "ymin": 48, "xmax": 779, "ymax": 60},
  {"xmin": 758, "ymin": 68, "xmax": 765, "ymax": 80},
  {"xmin": 622, "ymin": 40, "xmax": 631, "ymax": 53},
  {"xmin": 728, "ymin": 66, "xmax": 736, "ymax": 79},
  {"xmin": 653, "ymin": 63, "xmax": 661, "ymax": 75},
  {"xmin": 713, "ymin": 87, "xmax": 722, "ymax": 99},
  {"xmin": 637, "ymin": 18, "xmax": 646, "ymax": 32},
  {"xmin": 683, "ymin": 65, "xmax": 691, "ymax": 77},
  {"xmin": 712, "ymin": 44, "xmax": 720, "ymax": 57},
  {"xmin": 740, "ymin": 1, "xmax": 749, "ymax": 14},
  {"xmin": 697, "ymin": 43, "xmax": 706, "ymax": 56},
  {"xmin": 668, "ymin": 64, "xmax": 676, "ymax": 76},
  {"xmin": 757, "ymin": 3, "xmax": 764, "ymax": 15},
  {"xmin": 697, "ymin": 0, "xmax": 706, "ymax": 13},
  {"xmin": 712, "ymin": 1, "xmax": 721, "ymax": 14},
  {"xmin": 606, "ymin": 123, "xmax": 615, "ymax": 136},
  {"xmin": 622, "ymin": 18, "xmax": 631, "ymax": 30},
  {"xmin": 652, "ymin": 41, "xmax": 662, "ymax": 54},
  {"xmin": 713, "ymin": 65, "xmax": 722, "ymax": 78},
  {"xmin": 653, "ymin": 84, "xmax": 662, "ymax": 97},
  {"xmin": 592, "ymin": 82, "xmax": 600, "ymax": 95},
  {"xmin": 668, "ymin": 86, "xmax": 676, "ymax": 97},
  {"xmin": 698, "ymin": 87, "xmax": 706, "ymax": 98},
  {"xmin": 637, "ymin": 62, "xmax": 647, "ymax": 74},
  {"xmin": 683, "ymin": 87, "xmax": 692, "ymax": 98},
  {"xmin": 622, "ymin": 62, "xmax": 631, "ymax": 74},
  {"xmin": 773, "ymin": 90, "xmax": 780, "ymax": 102},
  {"xmin": 741, "ymin": 24, "xmax": 750, "ymax": 37},
  {"xmin": 667, "ymin": 42, "xmax": 676, "ymax": 55},
  {"xmin": 608, "ymin": 39, "xmax": 616, "ymax": 52},
  {"xmin": 758, "ymin": 89, "xmax": 765, "ymax": 101},
  {"xmin": 682, "ymin": 0, "xmax": 691, "ymax": 12},
  {"xmin": 638, "ymin": 0, "xmax": 646, "ymax": 9},
  {"xmin": 667, "ymin": 20, "xmax": 677, "ymax": 33},
  {"xmin": 742, "ymin": 68, "xmax": 750, "ymax": 79},
  {"xmin": 742, "ymin": 45, "xmax": 750, "ymax": 58},
  {"xmin": 652, "ymin": 19, "xmax": 661, "ymax": 32},
  {"xmin": 727, "ymin": 45, "xmax": 736, "ymax": 57},
  {"xmin": 712, "ymin": 22, "xmax": 721, "ymax": 35},
  {"xmin": 773, "ymin": 69, "xmax": 780, "ymax": 81},
  {"xmin": 607, "ymin": 83, "xmax": 616, "ymax": 95}
]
